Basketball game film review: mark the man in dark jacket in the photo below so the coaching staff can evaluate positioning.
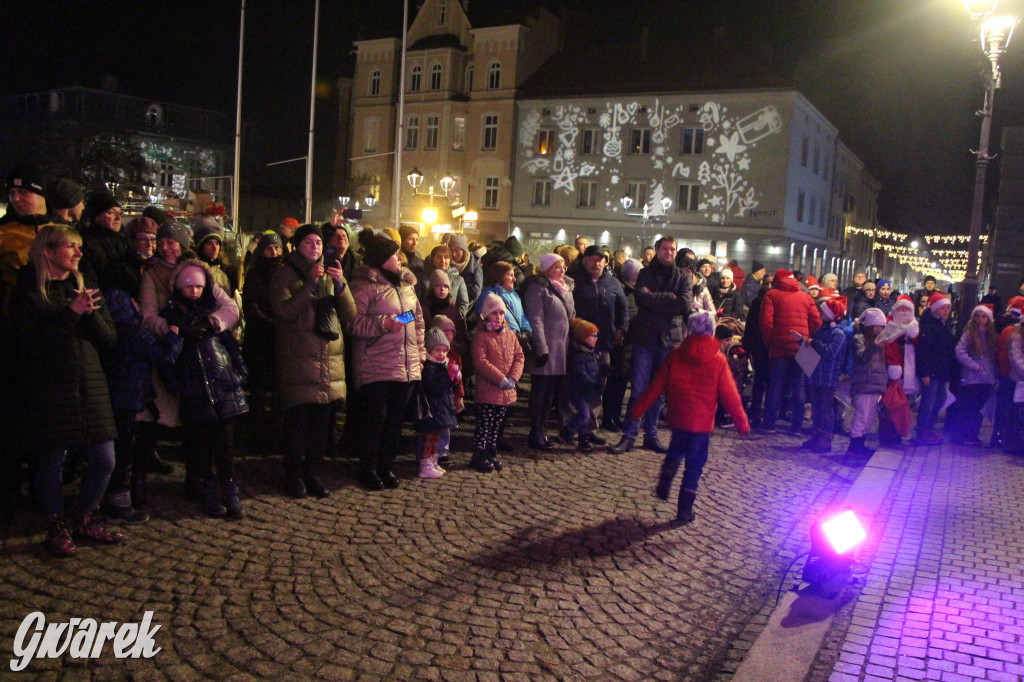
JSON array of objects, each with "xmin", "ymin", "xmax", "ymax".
[
  {"xmin": 611, "ymin": 237, "xmax": 692, "ymax": 454},
  {"xmin": 565, "ymin": 246, "xmax": 629, "ymax": 443},
  {"xmin": 914, "ymin": 293, "xmax": 955, "ymax": 444},
  {"xmin": 80, "ymin": 191, "xmax": 129, "ymax": 288},
  {"xmin": 741, "ymin": 259, "xmax": 766, "ymax": 308},
  {"xmin": 398, "ymin": 224, "xmax": 425, "ymax": 282},
  {"xmin": 912, "ymin": 275, "xmax": 938, "ymax": 318}
]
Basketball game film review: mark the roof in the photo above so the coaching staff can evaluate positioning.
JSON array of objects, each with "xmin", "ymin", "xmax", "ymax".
[{"xmin": 519, "ymin": 35, "xmax": 793, "ymax": 99}]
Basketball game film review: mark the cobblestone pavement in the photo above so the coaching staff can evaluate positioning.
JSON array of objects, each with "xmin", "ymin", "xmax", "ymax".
[
  {"xmin": 1, "ymin": 416, "xmax": 861, "ymax": 681},
  {"xmin": 807, "ymin": 435, "xmax": 1024, "ymax": 682}
]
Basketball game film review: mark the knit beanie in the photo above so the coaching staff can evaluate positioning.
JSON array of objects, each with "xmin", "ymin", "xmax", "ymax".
[
  {"xmin": 5, "ymin": 163, "xmax": 46, "ymax": 195},
  {"xmin": 448, "ymin": 233, "xmax": 469, "ymax": 253},
  {"xmin": 504, "ymin": 235, "xmax": 524, "ymax": 258},
  {"xmin": 924, "ymin": 275, "xmax": 937, "ymax": 284},
  {"xmin": 429, "ymin": 314, "xmax": 456, "ymax": 333},
  {"xmin": 821, "ymin": 273, "xmax": 838, "ymax": 288},
  {"xmin": 292, "ymin": 223, "xmax": 323, "ymax": 250},
  {"xmin": 46, "ymin": 179, "xmax": 83, "ymax": 209},
  {"xmin": 398, "ymin": 224, "xmax": 419, "ymax": 242},
  {"xmin": 257, "ymin": 231, "xmax": 283, "ymax": 255},
  {"xmin": 382, "ymin": 226, "xmax": 402, "ymax": 245},
  {"xmin": 539, "ymin": 253, "xmax": 562, "ymax": 274},
  {"xmin": 972, "ymin": 304, "xmax": 995, "ymax": 322},
  {"xmin": 84, "ymin": 190, "xmax": 120, "ymax": 217},
  {"xmin": 571, "ymin": 318, "xmax": 599, "ymax": 343},
  {"xmin": 157, "ymin": 221, "xmax": 192, "ymax": 252},
  {"xmin": 859, "ymin": 308, "xmax": 887, "ymax": 328},
  {"xmin": 751, "ymin": 259, "xmax": 765, "ymax": 273},
  {"xmin": 193, "ymin": 221, "xmax": 224, "ymax": 249},
  {"xmin": 480, "ymin": 292, "xmax": 505, "ymax": 321},
  {"xmin": 928, "ymin": 293, "xmax": 951, "ymax": 311},
  {"xmin": 175, "ymin": 263, "xmax": 207, "ymax": 290},
  {"xmin": 363, "ymin": 233, "xmax": 401, "ymax": 269},
  {"xmin": 876, "ymin": 278, "xmax": 891, "ymax": 289},
  {"xmin": 822, "ymin": 297, "xmax": 847, "ymax": 321},
  {"xmin": 142, "ymin": 205, "xmax": 167, "ymax": 226},
  {"xmin": 718, "ymin": 267, "xmax": 734, "ymax": 281},
  {"xmin": 429, "ymin": 268, "xmax": 451, "ymax": 289},
  {"xmin": 425, "ymin": 327, "xmax": 450, "ymax": 352},
  {"xmin": 620, "ymin": 258, "xmax": 642, "ymax": 284},
  {"xmin": 126, "ymin": 216, "xmax": 159, "ymax": 239},
  {"xmin": 687, "ymin": 310, "xmax": 716, "ymax": 337}
]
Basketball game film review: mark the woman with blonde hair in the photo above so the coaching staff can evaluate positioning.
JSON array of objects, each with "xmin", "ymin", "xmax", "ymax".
[
  {"xmin": 10, "ymin": 223, "xmax": 122, "ymax": 556},
  {"xmin": 947, "ymin": 304, "xmax": 999, "ymax": 444}
]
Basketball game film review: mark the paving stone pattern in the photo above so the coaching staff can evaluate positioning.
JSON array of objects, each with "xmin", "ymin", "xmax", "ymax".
[
  {"xmin": 813, "ymin": 440, "xmax": 1024, "ymax": 682},
  {"xmin": 0, "ymin": 423, "xmax": 858, "ymax": 680}
]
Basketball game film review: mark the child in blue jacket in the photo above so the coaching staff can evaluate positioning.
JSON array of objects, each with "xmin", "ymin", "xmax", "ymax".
[
  {"xmin": 800, "ymin": 296, "xmax": 849, "ymax": 453},
  {"xmin": 566, "ymin": 319, "xmax": 604, "ymax": 452}
]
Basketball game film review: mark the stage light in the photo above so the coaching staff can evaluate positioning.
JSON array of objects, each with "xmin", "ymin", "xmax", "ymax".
[{"xmin": 802, "ymin": 508, "xmax": 867, "ymax": 593}]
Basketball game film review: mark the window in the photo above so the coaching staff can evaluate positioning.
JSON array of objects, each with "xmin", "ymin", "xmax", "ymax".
[
  {"xmin": 537, "ymin": 129, "xmax": 555, "ymax": 155},
  {"xmin": 797, "ymin": 190, "xmax": 805, "ymax": 222},
  {"xmin": 405, "ymin": 116, "xmax": 419, "ymax": 149},
  {"xmin": 424, "ymin": 115, "xmax": 439, "ymax": 149},
  {"xmin": 159, "ymin": 163, "xmax": 174, "ymax": 187},
  {"xmin": 410, "ymin": 65, "xmax": 421, "ymax": 92},
  {"xmin": 430, "ymin": 63, "xmax": 442, "ymax": 90},
  {"xmin": 681, "ymin": 127, "xmax": 704, "ymax": 155},
  {"xmin": 452, "ymin": 115, "xmax": 466, "ymax": 150},
  {"xmin": 487, "ymin": 61, "xmax": 501, "ymax": 89},
  {"xmin": 676, "ymin": 183, "xmax": 700, "ymax": 211},
  {"xmin": 369, "ymin": 70, "xmax": 381, "ymax": 96},
  {"xmin": 368, "ymin": 175, "xmax": 381, "ymax": 202},
  {"xmin": 465, "ymin": 65, "xmax": 473, "ymax": 92},
  {"xmin": 819, "ymin": 203, "xmax": 826, "ymax": 230},
  {"xmin": 484, "ymin": 176, "xmax": 499, "ymax": 209},
  {"xmin": 809, "ymin": 195, "xmax": 817, "ymax": 226},
  {"xmin": 813, "ymin": 142, "xmax": 820, "ymax": 174},
  {"xmin": 630, "ymin": 128, "xmax": 651, "ymax": 155},
  {"xmin": 581, "ymin": 129, "xmax": 598, "ymax": 155},
  {"xmin": 482, "ymin": 115, "xmax": 498, "ymax": 150},
  {"xmin": 625, "ymin": 182, "xmax": 648, "ymax": 209},
  {"xmin": 533, "ymin": 179, "xmax": 551, "ymax": 206},
  {"xmin": 438, "ymin": 0, "xmax": 447, "ymax": 24},
  {"xmin": 146, "ymin": 104, "xmax": 164, "ymax": 126},
  {"xmin": 823, "ymin": 152, "xmax": 830, "ymax": 180},
  {"xmin": 800, "ymin": 136, "xmax": 809, "ymax": 167},
  {"xmin": 579, "ymin": 181, "xmax": 598, "ymax": 208},
  {"xmin": 364, "ymin": 117, "xmax": 379, "ymax": 152}
]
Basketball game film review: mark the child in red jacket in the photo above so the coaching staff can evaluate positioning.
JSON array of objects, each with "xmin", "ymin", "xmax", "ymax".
[{"xmin": 630, "ymin": 310, "xmax": 750, "ymax": 526}]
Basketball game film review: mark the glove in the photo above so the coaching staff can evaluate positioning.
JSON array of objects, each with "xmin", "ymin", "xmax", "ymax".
[
  {"xmin": 179, "ymin": 318, "xmax": 213, "ymax": 341},
  {"xmin": 887, "ymin": 365, "xmax": 903, "ymax": 381},
  {"xmin": 535, "ymin": 354, "xmax": 549, "ymax": 368},
  {"xmin": 498, "ymin": 377, "xmax": 516, "ymax": 390}
]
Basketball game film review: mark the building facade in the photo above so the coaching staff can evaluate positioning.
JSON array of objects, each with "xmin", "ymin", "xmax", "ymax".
[{"xmin": 348, "ymin": 0, "xmax": 560, "ymax": 241}]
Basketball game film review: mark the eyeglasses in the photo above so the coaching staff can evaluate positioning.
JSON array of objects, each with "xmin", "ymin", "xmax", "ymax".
[{"xmin": 134, "ymin": 236, "xmax": 157, "ymax": 243}]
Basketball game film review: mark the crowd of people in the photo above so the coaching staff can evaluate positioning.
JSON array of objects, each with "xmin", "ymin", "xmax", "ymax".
[{"xmin": 3, "ymin": 162, "xmax": 1024, "ymax": 558}]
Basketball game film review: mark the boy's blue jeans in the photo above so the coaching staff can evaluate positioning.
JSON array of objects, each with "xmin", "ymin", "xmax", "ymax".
[
  {"xmin": 917, "ymin": 378, "xmax": 947, "ymax": 433},
  {"xmin": 659, "ymin": 430, "xmax": 711, "ymax": 494}
]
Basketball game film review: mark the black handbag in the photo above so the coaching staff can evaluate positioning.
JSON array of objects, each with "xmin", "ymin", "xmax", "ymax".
[{"xmin": 314, "ymin": 296, "xmax": 341, "ymax": 341}]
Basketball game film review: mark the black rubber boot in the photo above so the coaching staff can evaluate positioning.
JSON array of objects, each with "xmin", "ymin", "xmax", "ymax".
[
  {"xmin": 609, "ymin": 436, "xmax": 635, "ymax": 454},
  {"xmin": 655, "ymin": 456, "xmax": 682, "ymax": 501},
  {"xmin": 200, "ymin": 477, "xmax": 226, "ymax": 517},
  {"xmin": 284, "ymin": 469, "xmax": 307, "ymax": 499},
  {"xmin": 674, "ymin": 490, "xmax": 697, "ymax": 525},
  {"xmin": 470, "ymin": 450, "xmax": 494, "ymax": 473},
  {"xmin": 578, "ymin": 433, "xmax": 594, "ymax": 453}
]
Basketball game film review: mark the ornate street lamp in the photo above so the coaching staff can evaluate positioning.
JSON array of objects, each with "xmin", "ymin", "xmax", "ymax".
[
  {"xmin": 958, "ymin": 1, "xmax": 1018, "ymax": 324},
  {"xmin": 406, "ymin": 167, "xmax": 424, "ymax": 192},
  {"xmin": 620, "ymin": 194, "xmax": 673, "ymax": 249}
]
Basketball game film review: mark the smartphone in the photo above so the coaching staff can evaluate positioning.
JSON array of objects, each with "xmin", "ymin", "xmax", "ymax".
[
  {"xmin": 322, "ymin": 246, "xmax": 340, "ymax": 267},
  {"xmin": 395, "ymin": 309, "xmax": 415, "ymax": 324}
]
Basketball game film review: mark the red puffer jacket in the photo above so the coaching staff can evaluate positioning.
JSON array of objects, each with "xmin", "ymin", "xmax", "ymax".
[
  {"xmin": 630, "ymin": 335, "xmax": 750, "ymax": 435},
  {"xmin": 759, "ymin": 274, "xmax": 821, "ymax": 358}
]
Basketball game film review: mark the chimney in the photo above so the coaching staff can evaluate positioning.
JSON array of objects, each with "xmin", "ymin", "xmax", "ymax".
[{"xmin": 640, "ymin": 26, "xmax": 649, "ymax": 62}]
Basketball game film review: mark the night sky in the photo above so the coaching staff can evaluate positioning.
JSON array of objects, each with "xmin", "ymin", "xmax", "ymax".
[{"xmin": 4, "ymin": 0, "xmax": 1024, "ymax": 237}]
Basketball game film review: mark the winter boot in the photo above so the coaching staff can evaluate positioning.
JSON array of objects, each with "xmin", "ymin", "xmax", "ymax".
[
  {"xmin": 45, "ymin": 514, "xmax": 76, "ymax": 557},
  {"xmin": 655, "ymin": 456, "xmax": 682, "ymax": 501},
  {"xmin": 488, "ymin": 448, "xmax": 503, "ymax": 471},
  {"xmin": 609, "ymin": 436, "xmax": 635, "ymax": 454},
  {"xmin": 431, "ymin": 453, "xmax": 447, "ymax": 473},
  {"xmin": 436, "ymin": 452, "xmax": 453, "ymax": 468},
  {"xmin": 577, "ymin": 433, "xmax": 594, "ymax": 454},
  {"xmin": 673, "ymin": 490, "xmax": 697, "ymax": 526},
  {"xmin": 284, "ymin": 468, "xmax": 307, "ymax": 498},
  {"xmin": 419, "ymin": 456, "xmax": 444, "ymax": 479},
  {"xmin": 527, "ymin": 429, "xmax": 552, "ymax": 451},
  {"xmin": 220, "ymin": 478, "xmax": 245, "ymax": 520},
  {"xmin": 103, "ymin": 490, "xmax": 150, "ymax": 524},
  {"xmin": 74, "ymin": 510, "xmax": 124, "ymax": 544},
  {"xmin": 470, "ymin": 449, "xmax": 494, "ymax": 473},
  {"xmin": 200, "ymin": 478, "xmax": 226, "ymax": 517},
  {"xmin": 846, "ymin": 436, "xmax": 875, "ymax": 457},
  {"xmin": 810, "ymin": 431, "xmax": 833, "ymax": 454},
  {"xmin": 303, "ymin": 467, "xmax": 330, "ymax": 498},
  {"xmin": 643, "ymin": 434, "xmax": 667, "ymax": 453}
]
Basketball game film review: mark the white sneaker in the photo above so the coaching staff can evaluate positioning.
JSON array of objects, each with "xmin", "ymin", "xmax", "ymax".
[
  {"xmin": 430, "ymin": 455, "xmax": 446, "ymax": 476},
  {"xmin": 419, "ymin": 460, "xmax": 444, "ymax": 479}
]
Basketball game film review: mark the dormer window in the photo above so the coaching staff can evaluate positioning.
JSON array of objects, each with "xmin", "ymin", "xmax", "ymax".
[{"xmin": 146, "ymin": 104, "xmax": 164, "ymax": 125}]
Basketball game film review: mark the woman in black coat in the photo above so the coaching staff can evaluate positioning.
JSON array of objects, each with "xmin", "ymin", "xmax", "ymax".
[
  {"xmin": 712, "ymin": 267, "xmax": 746, "ymax": 321},
  {"xmin": 10, "ymin": 223, "xmax": 122, "ymax": 557}
]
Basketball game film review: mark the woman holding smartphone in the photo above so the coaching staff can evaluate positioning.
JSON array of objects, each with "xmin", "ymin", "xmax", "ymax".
[
  {"xmin": 350, "ymin": 232, "xmax": 425, "ymax": 490},
  {"xmin": 270, "ymin": 224, "xmax": 356, "ymax": 499}
]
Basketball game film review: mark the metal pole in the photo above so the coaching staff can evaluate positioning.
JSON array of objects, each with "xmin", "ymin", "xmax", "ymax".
[
  {"xmin": 232, "ymin": 0, "xmax": 245, "ymax": 235},
  {"xmin": 959, "ymin": 72, "xmax": 995, "ymax": 325},
  {"xmin": 305, "ymin": 0, "xmax": 321, "ymax": 224},
  {"xmin": 392, "ymin": 0, "xmax": 409, "ymax": 228}
]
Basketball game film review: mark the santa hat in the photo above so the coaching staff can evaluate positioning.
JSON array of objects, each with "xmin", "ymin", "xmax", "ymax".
[
  {"xmin": 805, "ymin": 275, "xmax": 820, "ymax": 290},
  {"xmin": 892, "ymin": 295, "xmax": 915, "ymax": 313},
  {"xmin": 859, "ymin": 308, "xmax": 887, "ymax": 328},
  {"xmin": 1006, "ymin": 296, "xmax": 1024, "ymax": 317},
  {"xmin": 822, "ymin": 297, "xmax": 847, "ymax": 322},
  {"xmin": 774, "ymin": 268, "xmax": 795, "ymax": 282},
  {"xmin": 971, "ymin": 304, "xmax": 995, "ymax": 322},
  {"xmin": 928, "ymin": 293, "xmax": 951, "ymax": 311},
  {"xmin": 539, "ymin": 253, "xmax": 563, "ymax": 274}
]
